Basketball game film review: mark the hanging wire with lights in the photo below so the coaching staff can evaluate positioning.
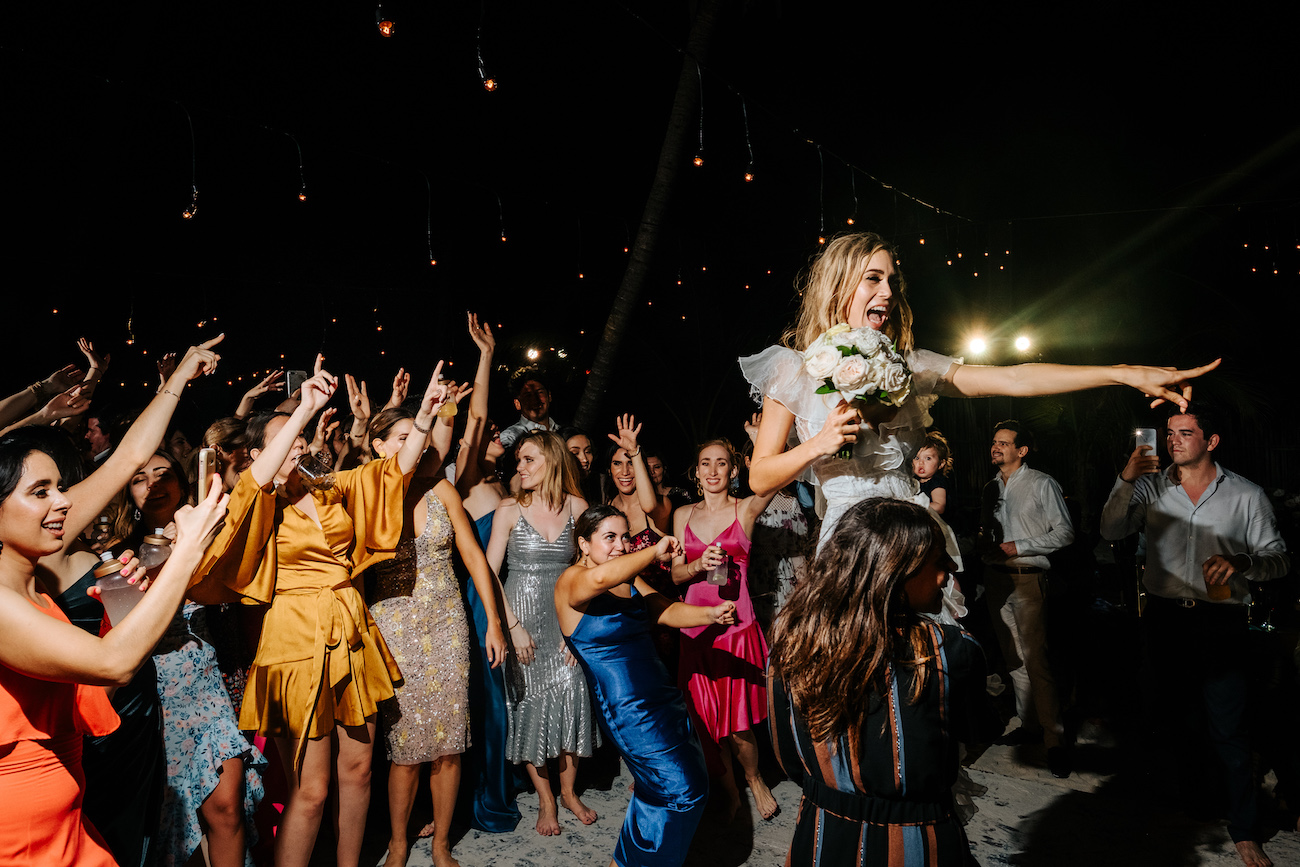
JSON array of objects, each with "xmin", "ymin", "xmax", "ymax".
[
  {"xmin": 816, "ymin": 145, "xmax": 826, "ymax": 244},
  {"xmin": 497, "ymin": 193, "xmax": 507, "ymax": 242},
  {"xmin": 421, "ymin": 171, "xmax": 437, "ymax": 266},
  {"xmin": 477, "ymin": 1, "xmax": 498, "ymax": 91},
  {"xmin": 692, "ymin": 61, "xmax": 704, "ymax": 167},
  {"xmin": 287, "ymin": 132, "xmax": 307, "ymax": 201},
  {"xmin": 741, "ymin": 96, "xmax": 755, "ymax": 182},
  {"xmin": 177, "ymin": 101, "xmax": 199, "ymax": 219},
  {"xmin": 847, "ymin": 168, "xmax": 858, "ymax": 226},
  {"xmin": 375, "ymin": 1, "xmax": 395, "ymax": 37}
]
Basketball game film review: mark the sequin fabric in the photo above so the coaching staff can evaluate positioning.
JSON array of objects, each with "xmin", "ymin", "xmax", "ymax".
[
  {"xmin": 370, "ymin": 491, "xmax": 471, "ymax": 764},
  {"xmin": 502, "ymin": 511, "xmax": 598, "ymax": 767}
]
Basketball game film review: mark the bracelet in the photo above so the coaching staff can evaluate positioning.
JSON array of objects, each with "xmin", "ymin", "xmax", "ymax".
[
  {"xmin": 28, "ymin": 382, "xmax": 47, "ymax": 400},
  {"xmin": 412, "ymin": 418, "xmax": 432, "ymax": 434},
  {"xmin": 507, "ymin": 619, "xmax": 520, "ymax": 629},
  {"xmin": 160, "ymin": 388, "xmax": 183, "ymax": 399},
  {"xmin": 626, "ymin": 447, "xmax": 641, "ymax": 458}
]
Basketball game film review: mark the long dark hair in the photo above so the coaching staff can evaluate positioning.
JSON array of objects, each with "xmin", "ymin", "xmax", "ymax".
[
  {"xmin": 0, "ymin": 427, "xmax": 83, "ymax": 507},
  {"xmin": 572, "ymin": 503, "xmax": 626, "ymax": 564},
  {"xmin": 771, "ymin": 498, "xmax": 945, "ymax": 742}
]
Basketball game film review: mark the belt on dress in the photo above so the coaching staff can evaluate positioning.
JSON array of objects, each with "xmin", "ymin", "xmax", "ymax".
[
  {"xmin": 801, "ymin": 775, "xmax": 953, "ymax": 824},
  {"xmin": 278, "ymin": 581, "xmax": 364, "ymax": 772}
]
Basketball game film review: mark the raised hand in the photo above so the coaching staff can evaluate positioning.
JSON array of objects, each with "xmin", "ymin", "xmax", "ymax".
[
  {"xmin": 743, "ymin": 412, "xmax": 762, "ymax": 443},
  {"xmin": 43, "ymin": 363, "xmax": 85, "ymax": 394},
  {"xmin": 344, "ymin": 373, "xmax": 372, "ymax": 424},
  {"xmin": 385, "ymin": 367, "xmax": 410, "ymax": 410},
  {"xmin": 1120, "ymin": 444, "xmax": 1161, "ymax": 483},
  {"xmin": 42, "ymin": 385, "xmax": 89, "ymax": 421},
  {"xmin": 467, "ymin": 311, "xmax": 495, "ymax": 354},
  {"xmin": 243, "ymin": 370, "xmax": 284, "ymax": 401},
  {"xmin": 607, "ymin": 413, "xmax": 642, "ymax": 455},
  {"xmin": 300, "ymin": 355, "xmax": 338, "ymax": 416},
  {"xmin": 173, "ymin": 474, "xmax": 230, "ymax": 553},
  {"xmin": 77, "ymin": 338, "xmax": 109, "ymax": 376},
  {"xmin": 170, "ymin": 334, "xmax": 225, "ymax": 383},
  {"xmin": 417, "ymin": 361, "xmax": 450, "ymax": 416},
  {"xmin": 156, "ymin": 352, "xmax": 178, "ymax": 386},
  {"xmin": 311, "ymin": 407, "xmax": 339, "ymax": 456}
]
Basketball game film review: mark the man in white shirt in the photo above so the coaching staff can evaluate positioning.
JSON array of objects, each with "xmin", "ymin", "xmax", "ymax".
[
  {"xmin": 980, "ymin": 420, "xmax": 1072, "ymax": 777},
  {"xmin": 498, "ymin": 375, "xmax": 559, "ymax": 450},
  {"xmin": 1101, "ymin": 402, "xmax": 1286, "ymax": 867}
]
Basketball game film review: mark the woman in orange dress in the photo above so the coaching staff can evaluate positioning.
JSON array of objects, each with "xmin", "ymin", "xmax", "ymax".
[
  {"xmin": 0, "ymin": 427, "xmax": 229, "ymax": 865},
  {"xmin": 191, "ymin": 356, "xmax": 451, "ymax": 867}
]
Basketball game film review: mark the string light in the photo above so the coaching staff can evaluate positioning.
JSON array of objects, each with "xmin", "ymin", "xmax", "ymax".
[
  {"xmin": 477, "ymin": 2, "xmax": 497, "ymax": 91},
  {"xmin": 497, "ymin": 194, "xmax": 507, "ymax": 242},
  {"xmin": 741, "ymin": 96, "xmax": 755, "ymax": 182},
  {"xmin": 181, "ymin": 185, "xmax": 198, "ymax": 219},
  {"xmin": 816, "ymin": 144, "xmax": 826, "ymax": 243},
  {"xmin": 847, "ymin": 169, "xmax": 858, "ymax": 226},
  {"xmin": 693, "ymin": 60, "xmax": 704, "ymax": 167},
  {"xmin": 288, "ymin": 133, "xmax": 307, "ymax": 201},
  {"xmin": 375, "ymin": 2, "xmax": 395, "ymax": 36},
  {"xmin": 421, "ymin": 171, "xmax": 437, "ymax": 266}
]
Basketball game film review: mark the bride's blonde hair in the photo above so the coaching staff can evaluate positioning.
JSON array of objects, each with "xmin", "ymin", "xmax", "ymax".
[{"xmin": 782, "ymin": 232, "xmax": 914, "ymax": 354}]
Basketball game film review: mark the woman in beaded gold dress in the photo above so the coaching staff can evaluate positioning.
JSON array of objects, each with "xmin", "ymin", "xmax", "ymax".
[
  {"xmin": 190, "ymin": 356, "xmax": 452, "ymax": 867},
  {"xmin": 366, "ymin": 407, "xmax": 509, "ymax": 867}
]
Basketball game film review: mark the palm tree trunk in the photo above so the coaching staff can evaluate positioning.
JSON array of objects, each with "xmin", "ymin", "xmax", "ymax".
[{"xmin": 572, "ymin": 0, "xmax": 726, "ymax": 432}]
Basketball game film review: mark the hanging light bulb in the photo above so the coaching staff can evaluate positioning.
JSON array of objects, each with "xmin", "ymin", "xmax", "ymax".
[
  {"xmin": 181, "ymin": 186, "xmax": 198, "ymax": 219},
  {"xmin": 693, "ymin": 155, "xmax": 704, "ymax": 167},
  {"xmin": 500, "ymin": 233, "xmax": 507, "ymax": 242},
  {"xmin": 430, "ymin": 258, "xmax": 437, "ymax": 266},
  {"xmin": 298, "ymin": 192, "xmax": 307, "ymax": 202},
  {"xmin": 818, "ymin": 235, "xmax": 826, "ymax": 245},
  {"xmin": 744, "ymin": 165, "xmax": 755, "ymax": 182},
  {"xmin": 375, "ymin": 2, "xmax": 395, "ymax": 36},
  {"xmin": 483, "ymin": 77, "xmax": 498, "ymax": 92},
  {"xmin": 846, "ymin": 217, "xmax": 855, "ymax": 225}
]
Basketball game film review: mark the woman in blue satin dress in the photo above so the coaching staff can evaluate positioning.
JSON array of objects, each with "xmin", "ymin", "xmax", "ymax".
[{"xmin": 555, "ymin": 505, "xmax": 737, "ymax": 867}]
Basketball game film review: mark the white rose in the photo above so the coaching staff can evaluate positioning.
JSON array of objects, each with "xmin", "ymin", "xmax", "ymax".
[
  {"xmin": 850, "ymin": 327, "xmax": 887, "ymax": 357},
  {"xmin": 831, "ymin": 356, "xmax": 871, "ymax": 392},
  {"xmin": 825, "ymin": 323, "xmax": 851, "ymax": 338},
  {"xmin": 804, "ymin": 346, "xmax": 841, "ymax": 381},
  {"xmin": 882, "ymin": 362, "xmax": 910, "ymax": 394}
]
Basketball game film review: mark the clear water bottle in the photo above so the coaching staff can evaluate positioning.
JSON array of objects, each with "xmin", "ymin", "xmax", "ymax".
[
  {"xmin": 138, "ymin": 530, "xmax": 173, "ymax": 570},
  {"xmin": 94, "ymin": 552, "xmax": 142, "ymax": 627},
  {"xmin": 706, "ymin": 547, "xmax": 730, "ymax": 586}
]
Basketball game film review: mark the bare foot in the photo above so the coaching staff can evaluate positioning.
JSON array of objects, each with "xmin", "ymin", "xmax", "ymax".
[
  {"xmin": 746, "ymin": 774, "xmax": 779, "ymax": 820},
  {"xmin": 561, "ymin": 791, "xmax": 599, "ymax": 824},
  {"xmin": 417, "ymin": 821, "xmax": 436, "ymax": 839},
  {"xmin": 535, "ymin": 799, "xmax": 562, "ymax": 836},
  {"xmin": 382, "ymin": 842, "xmax": 410, "ymax": 867},
  {"xmin": 430, "ymin": 844, "xmax": 462, "ymax": 867},
  {"xmin": 1235, "ymin": 841, "xmax": 1272, "ymax": 867}
]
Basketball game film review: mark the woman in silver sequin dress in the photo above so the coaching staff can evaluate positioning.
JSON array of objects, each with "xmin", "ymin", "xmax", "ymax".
[
  {"xmin": 484, "ymin": 430, "xmax": 596, "ymax": 836},
  {"xmin": 367, "ymin": 409, "xmax": 509, "ymax": 867}
]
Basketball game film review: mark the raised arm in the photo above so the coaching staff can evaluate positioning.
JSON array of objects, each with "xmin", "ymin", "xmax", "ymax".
[
  {"xmin": 561, "ymin": 535, "xmax": 674, "ymax": 611},
  {"xmin": 0, "ymin": 385, "xmax": 90, "ymax": 437},
  {"xmin": 436, "ymin": 480, "xmax": 507, "ymax": 666},
  {"xmin": 637, "ymin": 577, "xmax": 735, "ymax": 630},
  {"xmin": 0, "ymin": 481, "xmax": 228, "ymax": 686},
  {"xmin": 948, "ymin": 359, "xmax": 1221, "ymax": 409},
  {"xmin": 0, "ymin": 363, "xmax": 84, "ymax": 430},
  {"xmin": 249, "ymin": 355, "xmax": 335, "ymax": 488},
  {"xmin": 59, "ymin": 336, "xmax": 223, "ymax": 545},
  {"xmin": 608, "ymin": 414, "xmax": 672, "ymax": 528},
  {"xmin": 234, "ymin": 370, "xmax": 284, "ymax": 419},
  {"xmin": 396, "ymin": 363, "xmax": 449, "ymax": 476},
  {"xmin": 455, "ymin": 313, "xmax": 496, "ymax": 496}
]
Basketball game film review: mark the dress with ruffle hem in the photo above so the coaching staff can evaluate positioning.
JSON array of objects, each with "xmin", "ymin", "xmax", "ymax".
[{"xmin": 189, "ymin": 457, "xmax": 409, "ymax": 771}]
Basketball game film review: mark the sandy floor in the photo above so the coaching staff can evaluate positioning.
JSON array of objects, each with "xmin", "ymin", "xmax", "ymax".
[{"xmin": 373, "ymin": 729, "xmax": 1300, "ymax": 867}]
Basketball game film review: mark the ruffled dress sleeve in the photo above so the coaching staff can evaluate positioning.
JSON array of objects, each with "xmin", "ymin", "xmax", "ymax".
[
  {"xmin": 188, "ymin": 468, "xmax": 281, "ymax": 605},
  {"xmin": 329, "ymin": 455, "xmax": 411, "ymax": 578}
]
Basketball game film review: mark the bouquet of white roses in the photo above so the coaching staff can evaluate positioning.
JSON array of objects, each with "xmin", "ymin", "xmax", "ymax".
[{"xmin": 803, "ymin": 323, "xmax": 912, "ymax": 459}]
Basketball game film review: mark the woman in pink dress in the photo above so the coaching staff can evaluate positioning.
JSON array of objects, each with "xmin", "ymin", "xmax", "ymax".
[{"xmin": 670, "ymin": 438, "xmax": 776, "ymax": 821}]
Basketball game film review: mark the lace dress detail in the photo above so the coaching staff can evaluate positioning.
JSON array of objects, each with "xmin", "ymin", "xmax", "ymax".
[
  {"xmin": 370, "ymin": 491, "xmax": 472, "ymax": 764},
  {"xmin": 502, "ymin": 512, "xmax": 598, "ymax": 766}
]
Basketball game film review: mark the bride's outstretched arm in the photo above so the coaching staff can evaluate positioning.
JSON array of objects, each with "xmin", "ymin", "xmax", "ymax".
[{"xmin": 948, "ymin": 359, "xmax": 1221, "ymax": 409}]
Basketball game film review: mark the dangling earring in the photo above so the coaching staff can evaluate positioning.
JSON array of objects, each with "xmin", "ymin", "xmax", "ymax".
[
  {"xmin": 694, "ymin": 476, "xmax": 704, "ymax": 497},
  {"xmin": 133, "ymin": 507, "xmax": 142, "ymax": 521}
]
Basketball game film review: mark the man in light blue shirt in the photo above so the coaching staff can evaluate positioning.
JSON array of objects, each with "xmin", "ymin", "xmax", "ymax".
[{"xmin": 1101, "ymin": 401, "xmax": 1287, "ymax": 866}]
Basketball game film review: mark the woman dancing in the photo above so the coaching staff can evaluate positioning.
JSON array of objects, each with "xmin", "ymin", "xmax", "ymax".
[
  {"xmin": 556, "ymin": 505, "xmax": 736, "ymax": 867},
  {"xmin": 366, "ymin": 407, "xmax": 508, "ymax": 867},
  {"xmin": 670, "ymin": 438, "xmax": 777, "ymax": 820},
  {"xmin": 769, "ymin": 498, "xmax": 1001, "ymax": 865},
  {"xmin": 0, "ymin": 427, "xmax": 227, "ymax": 865},
  {"xmin": 191, "ymin": 356, "xmax": 450, "ymax": 867},
  {"xmin": 743, "ymin": 232, "xmax": 1219, "ymax": 546},
  {"xmin": 484, "ymin": 430, "xmax": 594, "ymax": 836}
]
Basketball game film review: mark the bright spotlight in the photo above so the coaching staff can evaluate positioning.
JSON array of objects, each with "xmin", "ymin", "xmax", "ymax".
[
  {"xmin": 526, "ymin": 348, "xmax": 540, "ymax": 360},
  {"xmin": 1014, "ymin": 335, "xmax": 1032, "ymax": 352},
  {"xmin": 968, "ymin": 337, "xmax": 988, "ymax": 355}
]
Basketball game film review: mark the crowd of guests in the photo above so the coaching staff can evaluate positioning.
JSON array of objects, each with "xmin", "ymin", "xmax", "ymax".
[{"xmin": 1, "ymin": 231, "xmax": 1288, "ymax": 867}]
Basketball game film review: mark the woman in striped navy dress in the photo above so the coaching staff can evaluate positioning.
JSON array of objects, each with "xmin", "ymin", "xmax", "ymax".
[{"xmin": 768, "ymin": 498, "xmax": 1000, "ymax": 866}]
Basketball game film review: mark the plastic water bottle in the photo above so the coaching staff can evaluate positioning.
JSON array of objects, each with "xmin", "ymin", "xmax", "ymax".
[
  {"xmin": 138, "ymin": 530, "xmax": 173, "ymax": 570},
  {"xmin": 706, "ymin": 547, "xmax": 729, "ymax": 586},
  {"xmin": 94, "ymin": 551, "xmax": 142, "ymax": 627}
]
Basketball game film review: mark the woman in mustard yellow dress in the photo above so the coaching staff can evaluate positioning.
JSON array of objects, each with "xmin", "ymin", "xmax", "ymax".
[{"xmin": 192, "ymin": 356, "xmax": 451, "ymax": 867}]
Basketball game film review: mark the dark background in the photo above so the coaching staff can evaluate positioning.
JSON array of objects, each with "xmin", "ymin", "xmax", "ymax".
[{"xmin": 3, "ymin": 1, "xmax": 1298, "ymax": 509}]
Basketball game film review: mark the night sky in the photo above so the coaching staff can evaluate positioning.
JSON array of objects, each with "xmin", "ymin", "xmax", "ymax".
[{"xmin": 4, "ymin": 2, "xmax": 1297, "ymax": 489}]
